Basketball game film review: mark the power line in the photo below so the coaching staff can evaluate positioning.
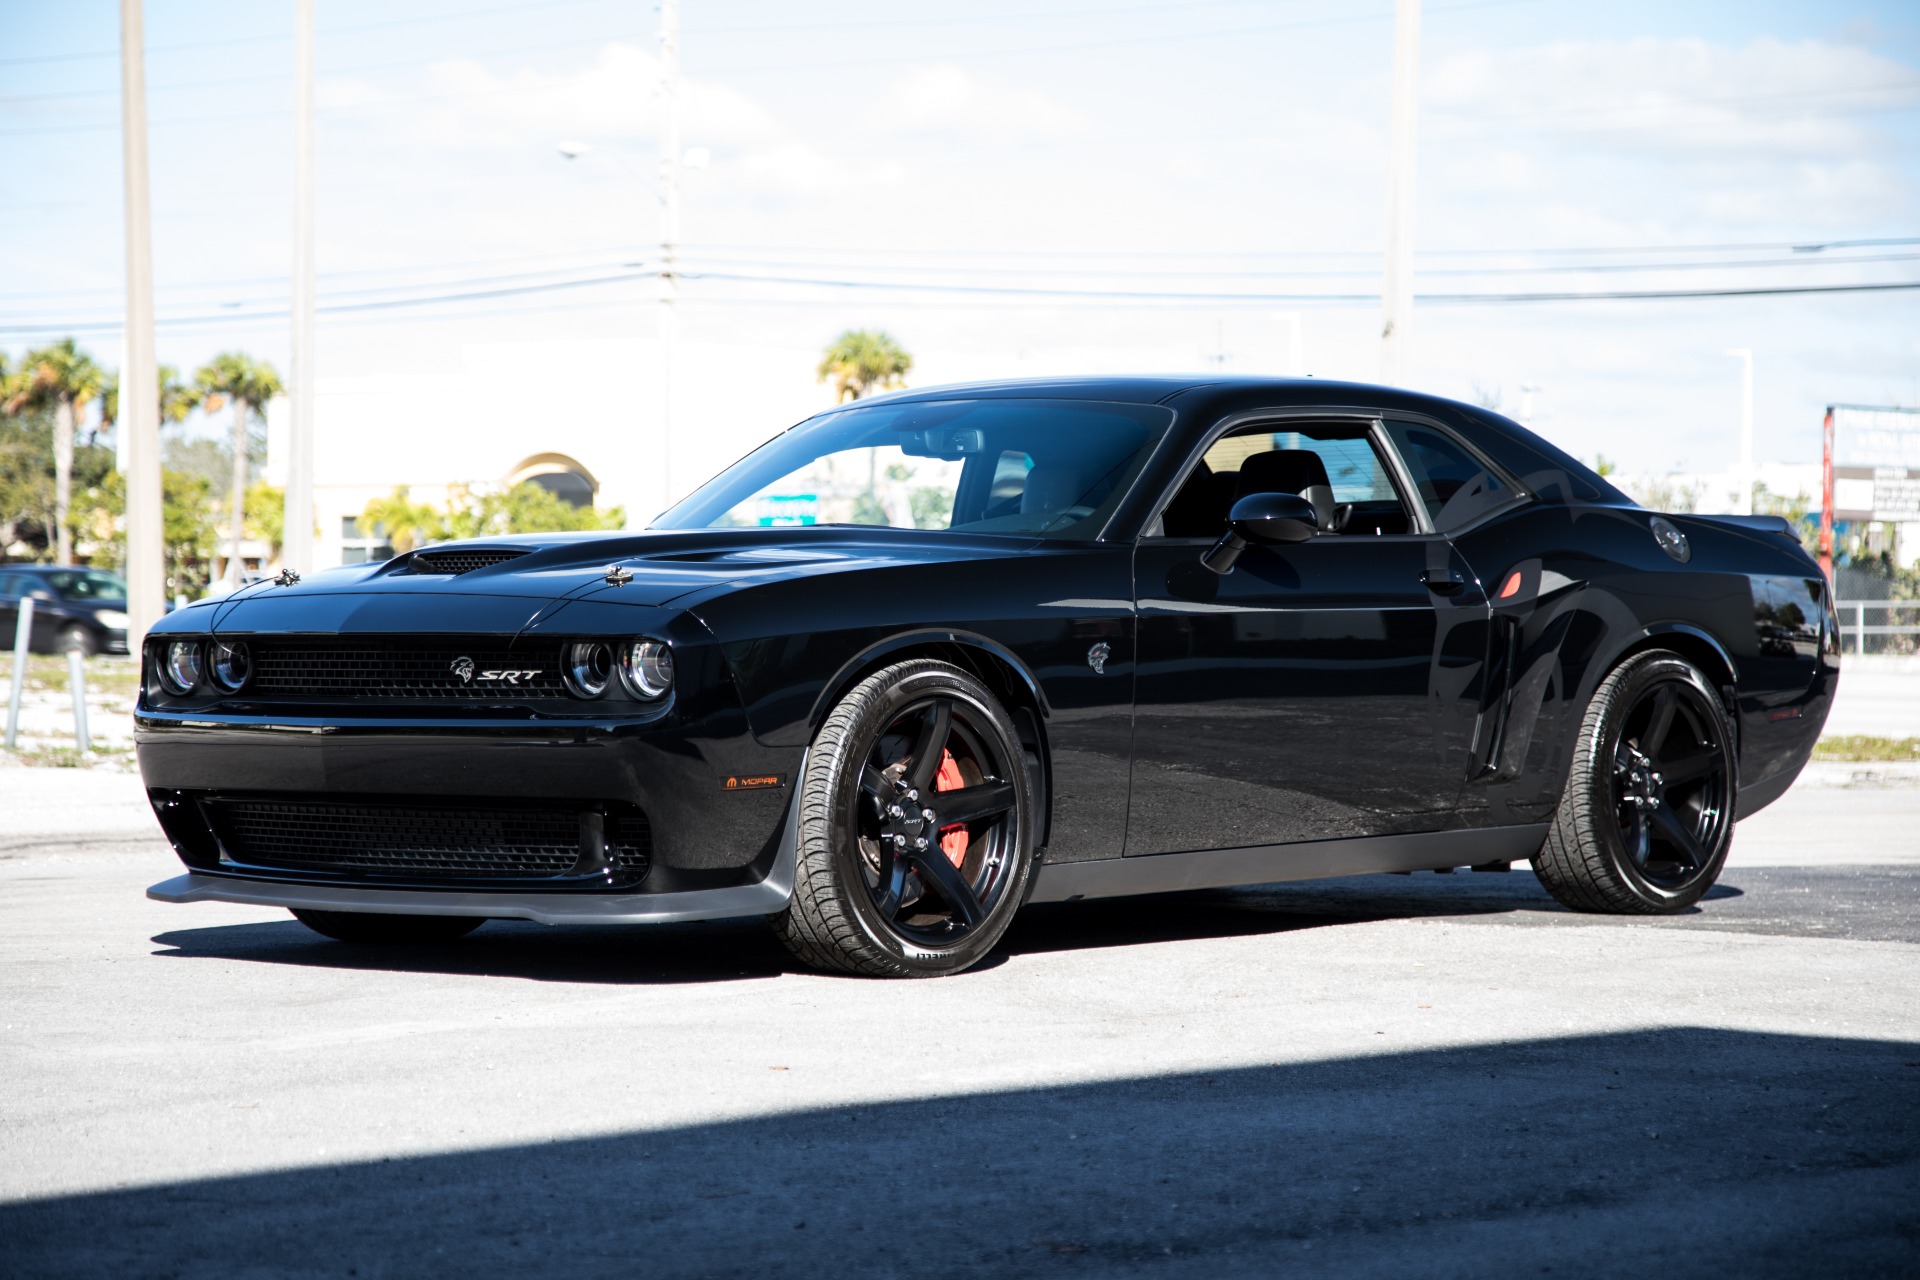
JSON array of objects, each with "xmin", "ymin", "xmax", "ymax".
[
  {"xmin": 5, "ymin": 267, "xmax": 1916, "ymax": 337},
  {"xmin": 0, "ymin": 0, "xmax": 610, "ymax": 68},
  {"xmin": 7, "ymin": 239, "xmax": 1918, "ymax": 312}
]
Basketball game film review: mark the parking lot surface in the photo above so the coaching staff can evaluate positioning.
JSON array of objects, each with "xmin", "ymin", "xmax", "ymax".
[{"xmin": 2, "ymin": 766, "xmax": 1917, "ymax": 1278}]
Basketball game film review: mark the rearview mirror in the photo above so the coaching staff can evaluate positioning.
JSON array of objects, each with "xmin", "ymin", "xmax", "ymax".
[{"xmin": 1200, "ymin": 491, "xmax": 1318, "ymax": 574}]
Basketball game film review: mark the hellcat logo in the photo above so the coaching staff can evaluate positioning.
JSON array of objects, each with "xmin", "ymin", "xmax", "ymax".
[{"xmin": 451, "ymin": 657, "xmax": 475, "ymax": 684}]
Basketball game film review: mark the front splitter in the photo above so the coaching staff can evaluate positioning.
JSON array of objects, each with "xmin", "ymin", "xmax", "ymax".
[{"xmin": 146, "ymin": 870, "xmax": 792, "ymax": 926}]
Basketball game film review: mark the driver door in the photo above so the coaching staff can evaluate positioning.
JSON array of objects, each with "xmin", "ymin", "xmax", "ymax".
[{"xmin": 1125, "ymin": 419, "xmax": 1487, "ymax": 855}]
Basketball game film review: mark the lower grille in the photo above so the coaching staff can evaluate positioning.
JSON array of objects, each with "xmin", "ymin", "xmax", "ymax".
[{"xmin": 203, "ymin": 798, "xmax": 650, "ymax": 883}]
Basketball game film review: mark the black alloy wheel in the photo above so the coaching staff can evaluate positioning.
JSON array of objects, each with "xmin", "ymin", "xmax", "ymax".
[
  {"xmin": 1534, "ymin": 650, "xmax": 1738, "ymax": 914},
  {"xmin": 772, "ymin": 659, "xmax": 1035, "ymax": 977}
]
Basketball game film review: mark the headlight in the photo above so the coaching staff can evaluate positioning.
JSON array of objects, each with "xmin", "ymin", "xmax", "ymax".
[
  {"xmin": 618, "ymin": 639, "xmax": 674, "ymax": 700},
  {"xmin": 209, "ymin": 640, "xmax": 251, "ymax": 693},
  {"xmin": 564, "ymin": 641, "xmax": 613, "ymax": 698},
  {"xmin": 159, "ymin": 640, "xmax": 204, "ymax": 695},
  {"xmin": 95, "ymin": 609, "xmax": 128, "ymax": 629}
]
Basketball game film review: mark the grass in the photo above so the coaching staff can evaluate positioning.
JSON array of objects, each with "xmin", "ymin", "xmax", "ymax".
[
  {"xmin": 4, "ymin": 742, "xmax": 134, "ymax": 769},
  {"xmin": 0, "ymin": 653, "xmax": 140, "ymax": 701},
  {"xmin": 1813, "ymin": 735, "xmax": 1920, "ymax": 763}
]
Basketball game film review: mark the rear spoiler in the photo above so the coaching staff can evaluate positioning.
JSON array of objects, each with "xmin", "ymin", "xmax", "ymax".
[{"xmin": 1687, "ymin": 513, "xmax": 1797, "ymax": 537}]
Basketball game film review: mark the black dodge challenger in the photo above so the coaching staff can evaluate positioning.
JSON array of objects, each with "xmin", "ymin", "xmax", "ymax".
[{"xmin": 141, "ymin": 377, "xmax": 1838, "ymax": 976}]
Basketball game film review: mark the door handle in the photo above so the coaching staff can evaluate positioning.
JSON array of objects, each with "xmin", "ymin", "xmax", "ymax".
[{"xmin": 1421, "ymin": 568, "xmax": 1467, "ymax": 594}]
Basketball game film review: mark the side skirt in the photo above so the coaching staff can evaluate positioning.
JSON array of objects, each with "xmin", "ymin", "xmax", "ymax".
[{"xmin": 1028, "ymin": 825, "xmax": 1550, "ymax": 904}]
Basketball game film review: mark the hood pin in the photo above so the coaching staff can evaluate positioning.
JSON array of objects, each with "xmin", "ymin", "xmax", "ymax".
[{"xmin": 605, "ymin": 565, "xmax": 634, "ymax": 586}]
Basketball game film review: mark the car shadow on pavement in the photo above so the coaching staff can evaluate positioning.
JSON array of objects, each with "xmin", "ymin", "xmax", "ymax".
[
  {"xmin": 150, "ymin": 915, "xmax": 793, "ymax": 985},
  {"xmin": 5, "ymin": 1027, "xmax": 1915, "ymax": 1279},
  {"xmin": 148, "ymin": 873, "xmax": 1747, "ymax": 985}
]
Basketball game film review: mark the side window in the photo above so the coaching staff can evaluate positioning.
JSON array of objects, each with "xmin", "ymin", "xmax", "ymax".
[
  {"xmin": 1384, "ymin": 421, "xmax": 1513, "ymax": 530},
  {"xmin": 1159, "ymin": 423, "xmax": 1415, "ymax": 537}
]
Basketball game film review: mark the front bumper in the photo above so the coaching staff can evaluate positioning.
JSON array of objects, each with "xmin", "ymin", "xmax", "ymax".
[{"xmin": 147, "ymin": 862, "xmax": 793, "ymax": 925}]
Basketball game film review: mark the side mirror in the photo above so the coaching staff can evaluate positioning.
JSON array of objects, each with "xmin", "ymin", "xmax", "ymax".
[{"xmin": 1201, "ymin": 491, "xmax": 1318, "ymax": 574}]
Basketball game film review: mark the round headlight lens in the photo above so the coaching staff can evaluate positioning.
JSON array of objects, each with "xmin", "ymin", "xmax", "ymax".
[
  {"xmin": 209, "ymin": 640, "xmax": 251, "ymax": 693},
  {"xmin": 564, "ymin": 641, "xmax": 613, "ymax": 698},
  {"xmin": 619, "ymin": 640, "xmax": 674, "ymax": 700},
  {"xmin": 160, "ymin": 640, "xmax": 204, "ymax": 695}
]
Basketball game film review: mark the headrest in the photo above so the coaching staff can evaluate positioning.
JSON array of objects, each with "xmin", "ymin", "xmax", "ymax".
[
  {"xmin": 1236, "ymin": 449, "xmax": 1333, "ymax": 499},
  {"xmin": 1022, "ymin": 464, "xmax": 1086, "ymax": 515}
]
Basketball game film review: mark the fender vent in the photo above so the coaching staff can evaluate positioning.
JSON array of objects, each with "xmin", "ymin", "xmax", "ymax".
[{"xmin": 410, "ymin": 548, "xmax": 528, "ymax": 575}]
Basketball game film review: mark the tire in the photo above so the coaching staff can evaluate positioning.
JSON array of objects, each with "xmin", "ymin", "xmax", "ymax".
[
  {"xmin": 771, "ymin": 659, "xmax": 1036, "ymax": 977},
  {"xmin": 291, "ymin": 909, "xmax": 485, "ymax": 944},
  {"xmin": 57, "ymin": 625, "xmax": 96, "ymax": 657},
  {"xmin": 1533, "ymin": 650, "xmax": 1738, "ymax": 914}
]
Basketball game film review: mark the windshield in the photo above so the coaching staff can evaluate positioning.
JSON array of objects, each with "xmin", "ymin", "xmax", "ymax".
[
  {"xmin": 43, "ymin": 570, "xmax": 126, "ymax": 600},
  {"xmin": 657, "ymin": 398, "xmax": 1175, "ymax": 539}
]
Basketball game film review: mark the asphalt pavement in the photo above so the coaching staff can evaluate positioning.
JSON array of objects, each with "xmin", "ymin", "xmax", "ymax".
[{"xmin": 2, "ymin": 763, "xmax": 1916, "ymax": 1279}]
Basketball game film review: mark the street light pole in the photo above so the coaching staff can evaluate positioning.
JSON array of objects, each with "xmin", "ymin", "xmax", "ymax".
[
  {"xmin": 285, "ymin": 0, "xmax": 317, "ymax": 575},
  {"xmin": 657, "ymin": 0, "xmax": 680, "ymax": 519},
  {"xmin": 119, "ymin": 0, "xmax": 164, "ymax": 648},
  {"xmin": 1379, "ymin": 0, "xmax": 1421, "ymax": 387},
  {"xmin": 1725, "ymin": 348, "xmax": 1754, "ymax": 515}
]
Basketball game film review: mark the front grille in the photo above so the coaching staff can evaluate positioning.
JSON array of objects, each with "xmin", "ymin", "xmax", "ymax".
[
  {"xmin": 204, "ymin": 798, "xmax": 651, "ymax": 882},
  {"xmin": 247, "ymin": 638, "xmax": 568, "ymax": 700},
  {"xmin": 410, "ymin": 548, "xmax": 528, "ymax": 575}
]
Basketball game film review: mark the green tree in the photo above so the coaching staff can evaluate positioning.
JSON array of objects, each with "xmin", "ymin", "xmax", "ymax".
[
  {"xmin": 193, "ymin": 352, "xmax": 282, "ymax": 583},
  {"xmin": 246, "ymin": 481, "xmax": 286, "ymax": 564},
  {"xmin": 817, "ymin": 329, "xmax": 912, "ymax": 404},
  {"xmin": 3, "ymin": 338, "xmax": 106, "ymax": 565},
  {"xmin": 363, "ymin": 482, "xmax": 626, "ymax": 555},
  {"xmin": 102, "ymin": 363, "xmax": 199, "ymax": 433},
  {"xmin": 360, "ymin": 487, "xmax": 444, "ymax": 555},
  {"xmin": 442, "ymin": 482, "xmax": 626, "ymax": 540},
  {"xmin": 86, "ymin": 467, "xmax": 218, "ymax": 598}
]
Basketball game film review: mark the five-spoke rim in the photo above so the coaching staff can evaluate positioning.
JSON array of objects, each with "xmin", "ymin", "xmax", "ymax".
[
  {"xmin": 1609, "ymin": 678, "xmax": 1732, "ymax": 890},
  {"xmin": 852, "ymin": 694, "xmax": 1019, "ymax": 944}
]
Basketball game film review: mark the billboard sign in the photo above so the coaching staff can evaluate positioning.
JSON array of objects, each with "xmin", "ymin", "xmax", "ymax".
[{"xmin": 1828, "ymin": 406, "xmax": 1920, "ymax": 523}]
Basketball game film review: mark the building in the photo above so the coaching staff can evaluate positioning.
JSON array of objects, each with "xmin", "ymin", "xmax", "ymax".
[{"xmin": 265, "ymin": 337, "xmax": 827, "ymax": 566}]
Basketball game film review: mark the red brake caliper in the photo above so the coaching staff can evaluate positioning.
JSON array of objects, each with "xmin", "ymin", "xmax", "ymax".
[{"xmin": 934, "ymin": 749, "xmax": 969, "ymax": 867}]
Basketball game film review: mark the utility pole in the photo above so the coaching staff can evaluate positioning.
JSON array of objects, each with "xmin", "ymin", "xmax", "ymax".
[
  {"xmin": 120, "ymin": 0, "xmax": 164, "ymax": 648},
  {"xmin": 1725, "ymin": 348, "xmax": 1754, "ymax": 515},
  {"xmin": 1379, "ymin": 0, "xmax": 1421, "ymax": 387},
  {"xmin": 657, "ymin": 0, "xmax": 680, "ymax": 518},
  {"xmin": 284, "ymin": 0, "xmax": 317, "ymax": 575},
  {"xmin": 1272, "ymin": 311, "xmax": 1303, "ymax": 376}
]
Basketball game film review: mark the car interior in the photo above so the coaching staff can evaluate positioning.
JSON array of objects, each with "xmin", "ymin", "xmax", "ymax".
[{"xmin": 1158, "ymin": 422, "xmax": 1417, "ymax": 539}]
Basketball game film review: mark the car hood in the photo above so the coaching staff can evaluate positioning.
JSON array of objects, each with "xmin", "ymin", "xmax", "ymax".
[{"xmin": 180, "ymin": 527, "xmax": 1043, "ymax": 636}]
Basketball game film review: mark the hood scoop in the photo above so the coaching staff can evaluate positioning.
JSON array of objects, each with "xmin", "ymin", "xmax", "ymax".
[{"xmin": 406, "ymin": 548, "xmax": 530, "ymax": 576}]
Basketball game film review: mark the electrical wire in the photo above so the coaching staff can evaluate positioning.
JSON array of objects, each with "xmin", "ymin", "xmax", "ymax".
[{"xmin": 4, "ymin": 266, "xmax": 1917, "ymax": 337}]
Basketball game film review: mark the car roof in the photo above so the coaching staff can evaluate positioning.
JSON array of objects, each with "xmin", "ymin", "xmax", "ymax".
[
  {"xmin": 830, "ymin": 375, "xmax": 1632, "ymax": 509},
  {"xmin": 839, "ymin": 374, "xmax": 1495, "ymax": 418}
]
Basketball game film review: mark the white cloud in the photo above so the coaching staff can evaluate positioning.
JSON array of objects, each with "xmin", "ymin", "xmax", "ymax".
[
  {"xmin": 322, "ymin": 42, "xmax": 786, "ymax": 153},
  {"xmin": 1425, "ymin": 37, "xmax": 1919, "ymax": 160},
  {"xmin": 881, "ymin": 65, "xmax": 1089, "ymax": 140}
]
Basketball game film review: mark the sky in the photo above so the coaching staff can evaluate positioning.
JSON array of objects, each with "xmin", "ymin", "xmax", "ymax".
[{"xmin": 1, "ymin": 0, "xmax": 1917, "ymax": 482}]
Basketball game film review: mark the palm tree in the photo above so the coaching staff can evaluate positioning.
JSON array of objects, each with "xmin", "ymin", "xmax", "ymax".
[
  {"xmin": 194, "ymin": 352, "xmax": 283, "ymax": 584},
  {"xmin": 102, "ymin": 363, "xmax": 200, "ymax": 433},
  {"xmin": 3, "ymin": 338, "xmax": 107, "ymax": 564},
  {"xmin": 817, "ymin": 330, "xmax": 912, "ymax": 403}
]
